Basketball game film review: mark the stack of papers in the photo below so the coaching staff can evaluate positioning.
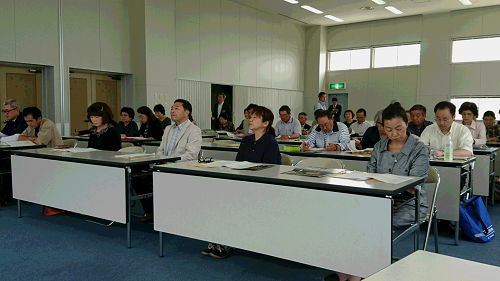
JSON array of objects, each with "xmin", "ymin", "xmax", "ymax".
[
  {"xmin": 0, "ymin": 141, "xmax": 36, "ymax": 147},
  {"xmin": 52, "ymin": 148, "xmax": 98, "ymax": 153},
  {"xmin": 201, "ymin": 161, "xmax": 269, "ymax": 170},
  {"xmin": 121, "ymin": 137, "xmax": 148, "ymax": 140},
  {"xmin": 113, "ymin": 153, "xmax": 155, "ymax": 159},
  {"xmin": 335, "ymin": 171, "xmax": 411, "ymax": 184}
]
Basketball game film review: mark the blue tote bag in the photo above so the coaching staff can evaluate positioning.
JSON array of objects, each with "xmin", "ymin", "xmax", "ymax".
[{"xmin": 459, "ymin": 196, "xmax": 495, "ymax": 243}]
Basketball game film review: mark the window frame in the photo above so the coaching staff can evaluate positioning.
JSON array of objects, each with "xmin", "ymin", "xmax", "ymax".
[{"xmin": 451, "ymin": 35, "xmax": 500, "ymax": 64}]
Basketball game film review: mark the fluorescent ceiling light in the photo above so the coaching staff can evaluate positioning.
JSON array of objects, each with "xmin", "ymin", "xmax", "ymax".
[
  {"xmin": 325, "ymin": 15, "xmax": 344, "ymax": 22},
  {"xmin": 385, "ymin": 6, "xmax": 403, "ymax": 14},
  {"xmin": 371, "ymin": 0, "xmax": 386, "ymax": 4},
  {"xmin": 284, "ymin": 0, "xmax": 299, "ymax": 4},
  {"xmin": 458, "ymin": 0, "xmax": 472, "ymax": 5},
  {"xmin": 301, "ymin": 5, "xmax": 323, "ymax": 14}
]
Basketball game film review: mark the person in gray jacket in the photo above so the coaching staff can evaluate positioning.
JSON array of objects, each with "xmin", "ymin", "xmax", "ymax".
[{"xmin": 156, "ymin": 99, "xmax": 202, "ymax": 161}]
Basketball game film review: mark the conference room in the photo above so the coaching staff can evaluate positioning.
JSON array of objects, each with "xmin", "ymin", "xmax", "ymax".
[{"xmin": 1, "ymin": 0, "xmax": 500, "ymax": 280}]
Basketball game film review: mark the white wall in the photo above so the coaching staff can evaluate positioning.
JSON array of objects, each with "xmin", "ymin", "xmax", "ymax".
[
  {"xmin": 323, "ymin": 6, "xmax": 500, "ymax": 120},
  {"xmin": 0, "ymin": 0, "xmax": 305, "ymax": 132}
]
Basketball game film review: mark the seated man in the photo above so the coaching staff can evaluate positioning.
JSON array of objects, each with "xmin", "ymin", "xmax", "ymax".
[
  {"xmin": 18, "ymin": 107, "xmax": 63, "ymax": 148},
  {"xmin": 349, "ymin": 108, "xmax": 371, "ymax": 136},
  {"xmin": 298, "ymin": 112, "xmax": 311, "ymax": 135},
  {"xmin": 301, "ymin": 110, "xmax": 349, "ymax": 151},
  {"xmin": 136, "ymin": 99, "xmax": 202, "ymax": 223},
  {"xmin": 234, "ymin": 103, "xmax": 258, "ymax": 135},
  {"xmin": 419, "ymin": 101, "xmax": 473, "ymax": 158},
  {"xmin": 275, "ymin": 105, "xmax": 301, "ymax": 140},
  {"xmin": 1, "ymin": 99, "xmax": 28, "ymax": 142},
  {"xmin": 408, "ymin": 104, "xmax": 433, "ymax": 137}
]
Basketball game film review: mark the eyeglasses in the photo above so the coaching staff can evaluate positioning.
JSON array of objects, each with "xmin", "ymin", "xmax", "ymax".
[
  {"xmin": 2, "ymin": 108, "xmax": 16, "ymax": 114},
  {"xmin": 318, "ymin": 121, "xmax": 331, "ymax": 129}
]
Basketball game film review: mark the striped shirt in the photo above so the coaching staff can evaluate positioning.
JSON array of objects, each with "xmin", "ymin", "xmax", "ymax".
[
  {"xmin": 167, "ymin": 119, "xmax": 188, "ymax": 156},
  {"xmin": 301, "ymin": 122, "xmax": 350, "ymax": 150},
  {"xmin": 314, "ymin": 101, "xmax": 326, "ymax": 112}
]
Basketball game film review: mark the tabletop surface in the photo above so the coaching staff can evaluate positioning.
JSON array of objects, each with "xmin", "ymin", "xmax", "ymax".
[
  {"xmin": 154, "ymin": 160, "xmax": 425, "ymax": 197},
  {"xmin": 12, "ymin": 148, "xmax": 180, "ymax": 167},
  {"xmin": 365, "ymin": 250, "xmax": 500, "ymax": 280}
]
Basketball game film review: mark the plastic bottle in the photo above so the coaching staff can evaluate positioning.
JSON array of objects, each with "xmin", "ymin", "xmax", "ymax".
[{"xmin": 444, "ymin": 135, "xmax": 453, "ymax": 161}]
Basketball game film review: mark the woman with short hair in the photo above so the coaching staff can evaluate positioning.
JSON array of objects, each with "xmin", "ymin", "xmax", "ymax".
[
  {"xmin": 87, "ymin": 102, "xmax": 121, "ymax": 151},
  {"xmin": 137, "ymin": 106, "xmax": 163, "ymax": 140}
]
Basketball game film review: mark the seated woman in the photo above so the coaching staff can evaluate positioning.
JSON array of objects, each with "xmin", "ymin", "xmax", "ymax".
[
  {"xmin": 459, "ymin": 102, "xmax": 486, "ymax": 147},
  {"xmin": 137, "ymin": 106, "xmax": 163, "ymax": 140},
  {"xmin": 483, "ymin": 111, "xmax": 500, "ymax": 142},
  {"xmin": 342, "ymin": 109, "xmax": 356, "ymax": 129},
  {"xmin": 355, "ymin": 110, "xmax": 386, "ymax": 150},
  {"xmin": 323, "ymin": 104, "xmax": 429, "ymax": 281},
  {"xmin": 87, "ymin": 102, "xmax": 121, "ymax": 151},
  {"xmin": 116, "ymin": 107, "xmax": 139, "ymax": 137},
  {"xmin": 217, "ymin": 113, "xmax": 235, "ymax": 132},
  {"xmin": 202, "ymin": 106, "xmax": 281, "ymax": 259},
  {"xmin": 154, "ymin": 104, "xmax": 171, "ymax": 130}
]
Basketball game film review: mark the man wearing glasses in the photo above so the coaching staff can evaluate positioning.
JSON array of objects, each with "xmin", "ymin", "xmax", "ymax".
[
  {"xmin": 301, "ymin": 110, "xmax": 350, "ymax": 151},
  {"xmin": 1, "ymin": 99, "xmax": 28, "ymax": 141},
  {"xmin": 419, "ymin": 101, "xmax": 473, "ymax": 158}
]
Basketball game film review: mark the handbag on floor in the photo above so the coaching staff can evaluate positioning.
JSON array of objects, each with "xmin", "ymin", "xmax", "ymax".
[{"xmin": 459, "ymin": 196, "xmax": 495, "ymax": 243}]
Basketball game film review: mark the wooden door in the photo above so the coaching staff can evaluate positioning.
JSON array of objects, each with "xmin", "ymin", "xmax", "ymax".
[
  {"xmin": 0, "ymin": 66, "xmax": 42, "ymax": 124},
  {"xmin": 69, "ymin": 72, "xmax": 121, "ymax": 132},
  {"xmin": 69, "ymin": 73, "xmax": 92, "ymax": 132},
  {"xmin": 92, "ymin": 74, "xmax": 121, "ymax": 122}
]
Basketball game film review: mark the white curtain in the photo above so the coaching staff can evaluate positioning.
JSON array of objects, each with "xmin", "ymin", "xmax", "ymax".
[{"xmin": 176, "ymin": 79, "xmax": 211, "ymax": 130}]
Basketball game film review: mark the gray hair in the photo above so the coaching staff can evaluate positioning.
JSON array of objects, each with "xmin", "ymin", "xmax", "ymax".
[
  {"xmin": 374, "ymin": 110, "xmax": 383, "ymax": 123},
  {"xmin": 3, "ymin": 99, "xmax": 20, "ymax": 109}
]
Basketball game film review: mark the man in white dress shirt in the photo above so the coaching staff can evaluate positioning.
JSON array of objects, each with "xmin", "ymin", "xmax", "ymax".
[
  {"xmin": 275, "ymin": 105, "xmax": 301, "ymax": 140},
  {"xmin": 349, "ymin": 108, "xmax": 371, "ymax": 136},
  {"xmin": 419, "ymin": 101, "xmax": 473, "ymax": 157},
  {"xmin": 314, "ymin": 92, "xmax": 327, "ymax": 112}
]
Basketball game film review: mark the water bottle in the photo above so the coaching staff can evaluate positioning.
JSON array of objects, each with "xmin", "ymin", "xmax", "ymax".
[{"xmin": 444, "ymin": 135, "xmax": 453, "ymax": 161}]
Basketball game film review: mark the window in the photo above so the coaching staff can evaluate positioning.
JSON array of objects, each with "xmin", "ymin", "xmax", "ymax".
[
  {"xmin": 328, "ymin": 49, "xmax": 371, "ymax": 71},
  {"xmin": 373, "ymin": 44, "xmax": 420, "ymax": 68},
  {"xmin": 328, "ymin": 43, "xmax": 421, "ymax": 71},
  {"xmin": 450, "ymin": 97, "xmax": 500, "ymax": 121},
  {"xmin": 452, "ymin": 37, "xmax": 500, "ymax": 63}
]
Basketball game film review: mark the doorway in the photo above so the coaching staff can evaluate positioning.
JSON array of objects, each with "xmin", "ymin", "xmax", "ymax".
[
  {"xmin": 0, "ymin": 66, "xmax": 43, "ymax": 124},
  {"xmin": 69, "ymin": 72, "xmax": 121, "ymax": 132},
  {"xmin": 211, "ymin": 84, "xmax": 233, "ymax": 129},
  {"xmin": 328, "ymin": 93, "xmax": 348, "ymax": 122}
]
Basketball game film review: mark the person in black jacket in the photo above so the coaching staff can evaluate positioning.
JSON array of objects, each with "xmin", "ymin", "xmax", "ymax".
[
  {"xmin": 87, "ymin": 102, "xmax": 121, "ymax": 151},
  {"xmin": 355, "ymin": 110, "xmax": 387, "ymax": 150},
  {"xmin": 212, "ymin": 93, "xmax": 232, "ymax": 129},
  {"xmin": 137, "ymin": 106, "xmax": 163, "ymax": 140},
  {"xmin": 328, "ymin": 97, "xmax": 342, "ymax": 122}
]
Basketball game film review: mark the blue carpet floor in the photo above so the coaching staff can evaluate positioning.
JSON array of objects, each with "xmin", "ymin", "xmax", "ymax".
[{"xmin": 1, "ymin": 201, "xmax": 499, "ymax": 280}]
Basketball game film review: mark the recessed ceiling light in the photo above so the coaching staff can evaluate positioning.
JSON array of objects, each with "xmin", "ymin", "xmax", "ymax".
[
  {"xmin": 458, "ymin": 0, "xmax": 472, "ymax": 5},
  {"xmin": 301, "ymin": 5, "xmax": 323, "ymax": 14},
  {"xmin": 385, "ymin": 6, "xmax": 403, "ymax": 14},
  {"xmin": 284, "ymin": 0, "xmax": 299, "ymax": 4},
  {"xmin": 371, "ymin": 0, "xmax": 386, "ymax": 4},
  {"xmin": 360, "ymin": 6, "xmax": 375, "ymax": 10},
  {"xmin": 325, "ymin": 15, "xmax": 344, "ymax": 22}
]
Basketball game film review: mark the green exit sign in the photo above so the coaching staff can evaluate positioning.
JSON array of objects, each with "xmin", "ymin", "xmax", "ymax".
[{"xmin": 330, "ymin": 83, "xmax": 346, "ymax": 90}]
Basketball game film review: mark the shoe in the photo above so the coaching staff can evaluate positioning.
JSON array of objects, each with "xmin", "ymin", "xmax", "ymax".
[
  {"xmin": 209, "ymin": 244, "xmax": 234, "ymax": 259},
  {"xmin": 201, "ymin": 243, "xmax": 216, "ymax": 256},
  {"xmin": 323, "ymin": 273, "xmax": 340, "ymax": 281},
  {"xmin": 140, "ymin": 213, "xmax": 154, "ymax": 223}
]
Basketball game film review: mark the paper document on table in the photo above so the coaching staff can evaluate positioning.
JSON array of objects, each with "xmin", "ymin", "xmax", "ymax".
[
  {"xmin": 122, "ymin": 137, "xmax": 148, "ymax": 140},
  {"xmin": 216, "ymin": 130, "xmax": 227, "ymax": 134},
  {"xmin": 308, "ymin": 147, "xmax": 327, "ymax": 151},
  {"xmin": 1, "ymin": 141, "xmax": 36, "ymax": 147},
  {"xmin": 226, "ymin": 132, "xmax": 235, "ymax": 138},
  {"xmin": 113, "ymin": 153, "xmax": 154, "ymax": 159},
  {"xmin": 203, "ymin": 161, "xmax": 267, "ymax": 170},
  {"xmin": 53, "ymin": 148, "xmax": 99, "ymax": 153},
  {"xmin": 335, "ymin": 171, "xmax": 411, "ymax": 184}
]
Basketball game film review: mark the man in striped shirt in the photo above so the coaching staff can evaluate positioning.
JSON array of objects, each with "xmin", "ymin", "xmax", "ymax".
[{"xmin": 301, "ymin": 110, "xmax": 350, "ymax": 151}]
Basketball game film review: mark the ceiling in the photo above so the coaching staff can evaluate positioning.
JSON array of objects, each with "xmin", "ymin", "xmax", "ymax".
[{"xmin": 231, "ymin": 0, "xmax": 500, "ymax": 26}]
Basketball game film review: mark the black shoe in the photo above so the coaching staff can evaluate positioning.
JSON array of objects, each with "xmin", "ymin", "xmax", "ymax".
[
  {"xmin": 201, "ymin": 243, "xmax": 216, "ymax": 256},
  {"xmin": 209, "ymin": 244, "xmax": 234, "ymax": 259},
  {"xmin": 323, "ymin": 273, "xmax": 340, "ymax": 281}
]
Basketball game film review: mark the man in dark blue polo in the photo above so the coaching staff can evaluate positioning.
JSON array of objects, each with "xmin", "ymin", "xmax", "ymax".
[{"xmin": 1, "ymin": 99, "xmax": 28, "ymax": 140}]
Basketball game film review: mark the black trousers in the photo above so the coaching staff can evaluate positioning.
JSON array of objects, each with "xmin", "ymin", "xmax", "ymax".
[{"xmin": 131, "ymin": 167, "xmax": 153, "ymax": 214}]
